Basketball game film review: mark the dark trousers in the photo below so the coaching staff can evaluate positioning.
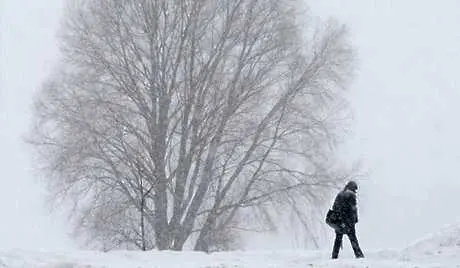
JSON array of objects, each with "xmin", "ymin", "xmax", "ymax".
[{"xmin": 331, "ymin": 224, "xmax": 364, "ymax": 259}]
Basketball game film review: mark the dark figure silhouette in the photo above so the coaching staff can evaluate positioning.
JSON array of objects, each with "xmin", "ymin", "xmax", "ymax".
[{"xmin": 331, "ymin": 181, "xmax": 364, "ymax": 259}]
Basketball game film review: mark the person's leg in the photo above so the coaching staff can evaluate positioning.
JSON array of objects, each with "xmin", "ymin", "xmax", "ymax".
[
  {"xmin": 331, "ymin": 232, "xmax": 343, "ymax": 259},
  {"xmin": 347, "ymin": 225, "xmax": 364, "ymax": 258}
]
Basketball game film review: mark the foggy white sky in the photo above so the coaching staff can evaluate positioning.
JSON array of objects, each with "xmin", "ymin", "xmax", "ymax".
[
  {"xmin": 1, "ymin": 0, "xmax": 460, "ymax": 251},
  {"xmin": 0, "ymin": 0, "xmax": 72, "ymax": 249}
]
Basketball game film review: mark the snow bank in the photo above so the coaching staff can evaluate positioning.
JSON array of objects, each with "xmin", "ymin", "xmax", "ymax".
[
  {"xmin": 0, "ymin": 250, "xmax": 334, "ymax": 268},
  {"xmin": 1, "ymin": 224, "xmax": 460, "ymax": 268},
  {"xmin": 1, "ymin": 248, "xmax": 459, "ymax": 268},
  {"xmin": 404, "ymin": 223, "xmax": 460, "ymax": 255}
]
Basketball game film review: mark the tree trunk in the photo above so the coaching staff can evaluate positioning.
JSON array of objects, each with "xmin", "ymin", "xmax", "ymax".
[
  {"xmin": 194, "ymin": 212, "xmax": 217, "ymax": 252},
  {"xmin": 140, "ymin": 197, "xmax": 146, "ymax": 251},
  {"xmin": 153, "ymin": 180, "xmax": 170, "ymax": 250}
]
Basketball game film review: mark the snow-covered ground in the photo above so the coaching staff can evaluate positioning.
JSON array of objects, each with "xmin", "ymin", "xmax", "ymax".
[{"xmin": 1, "ymin": 224, "xmax": 459, "ymax": 268}]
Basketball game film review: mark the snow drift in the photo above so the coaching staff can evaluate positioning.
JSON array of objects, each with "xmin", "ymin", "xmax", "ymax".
[
  {"xmin": 0, "ymin": 224, "xmax": 459, "ymax": 267},
  {"xmin": 404, "ymin": 223, "xmax": 460, "ymax": 254}
]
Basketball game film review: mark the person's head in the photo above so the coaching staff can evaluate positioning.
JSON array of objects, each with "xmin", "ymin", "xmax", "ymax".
[{"xmin": 344, "ymin": 181, "xmax": 358, "ymax": 193}]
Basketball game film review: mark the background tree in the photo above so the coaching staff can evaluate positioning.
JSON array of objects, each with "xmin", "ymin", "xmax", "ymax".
[{"xmin": 30, "ymin": 0, "xmax": 355, "ymax": 251}]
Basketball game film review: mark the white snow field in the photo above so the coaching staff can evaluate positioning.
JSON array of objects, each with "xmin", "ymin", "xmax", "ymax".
[{"xmin": 0, "ymin": 224, "xmax": 459, "ymax": 268}]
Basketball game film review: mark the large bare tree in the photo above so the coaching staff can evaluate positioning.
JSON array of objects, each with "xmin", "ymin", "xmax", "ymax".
[{"xmin": 30, "ymin": 0, "xmax": 355, "ymax": 251}]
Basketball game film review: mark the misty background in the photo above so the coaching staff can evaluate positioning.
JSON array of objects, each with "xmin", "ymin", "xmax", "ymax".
[{"xmin": 1, "ymin": 0, "xmax": 460, "ymax": 251}]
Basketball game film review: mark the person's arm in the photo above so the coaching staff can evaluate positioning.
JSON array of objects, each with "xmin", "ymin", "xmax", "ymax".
[{"xmin": 350, "ymin": 193, "xmax": 358, "ymax": 223}]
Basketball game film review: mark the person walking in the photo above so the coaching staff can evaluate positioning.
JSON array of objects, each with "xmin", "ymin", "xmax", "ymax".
[{"xmin": 330, "ymin": 181, "xmax": 364, "ymax": 259}]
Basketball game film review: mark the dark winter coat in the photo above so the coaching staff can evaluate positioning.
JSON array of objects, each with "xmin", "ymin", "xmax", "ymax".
[{"xmin": 332, "ymin": 188, "xmax": 358, "ymax": 227}]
